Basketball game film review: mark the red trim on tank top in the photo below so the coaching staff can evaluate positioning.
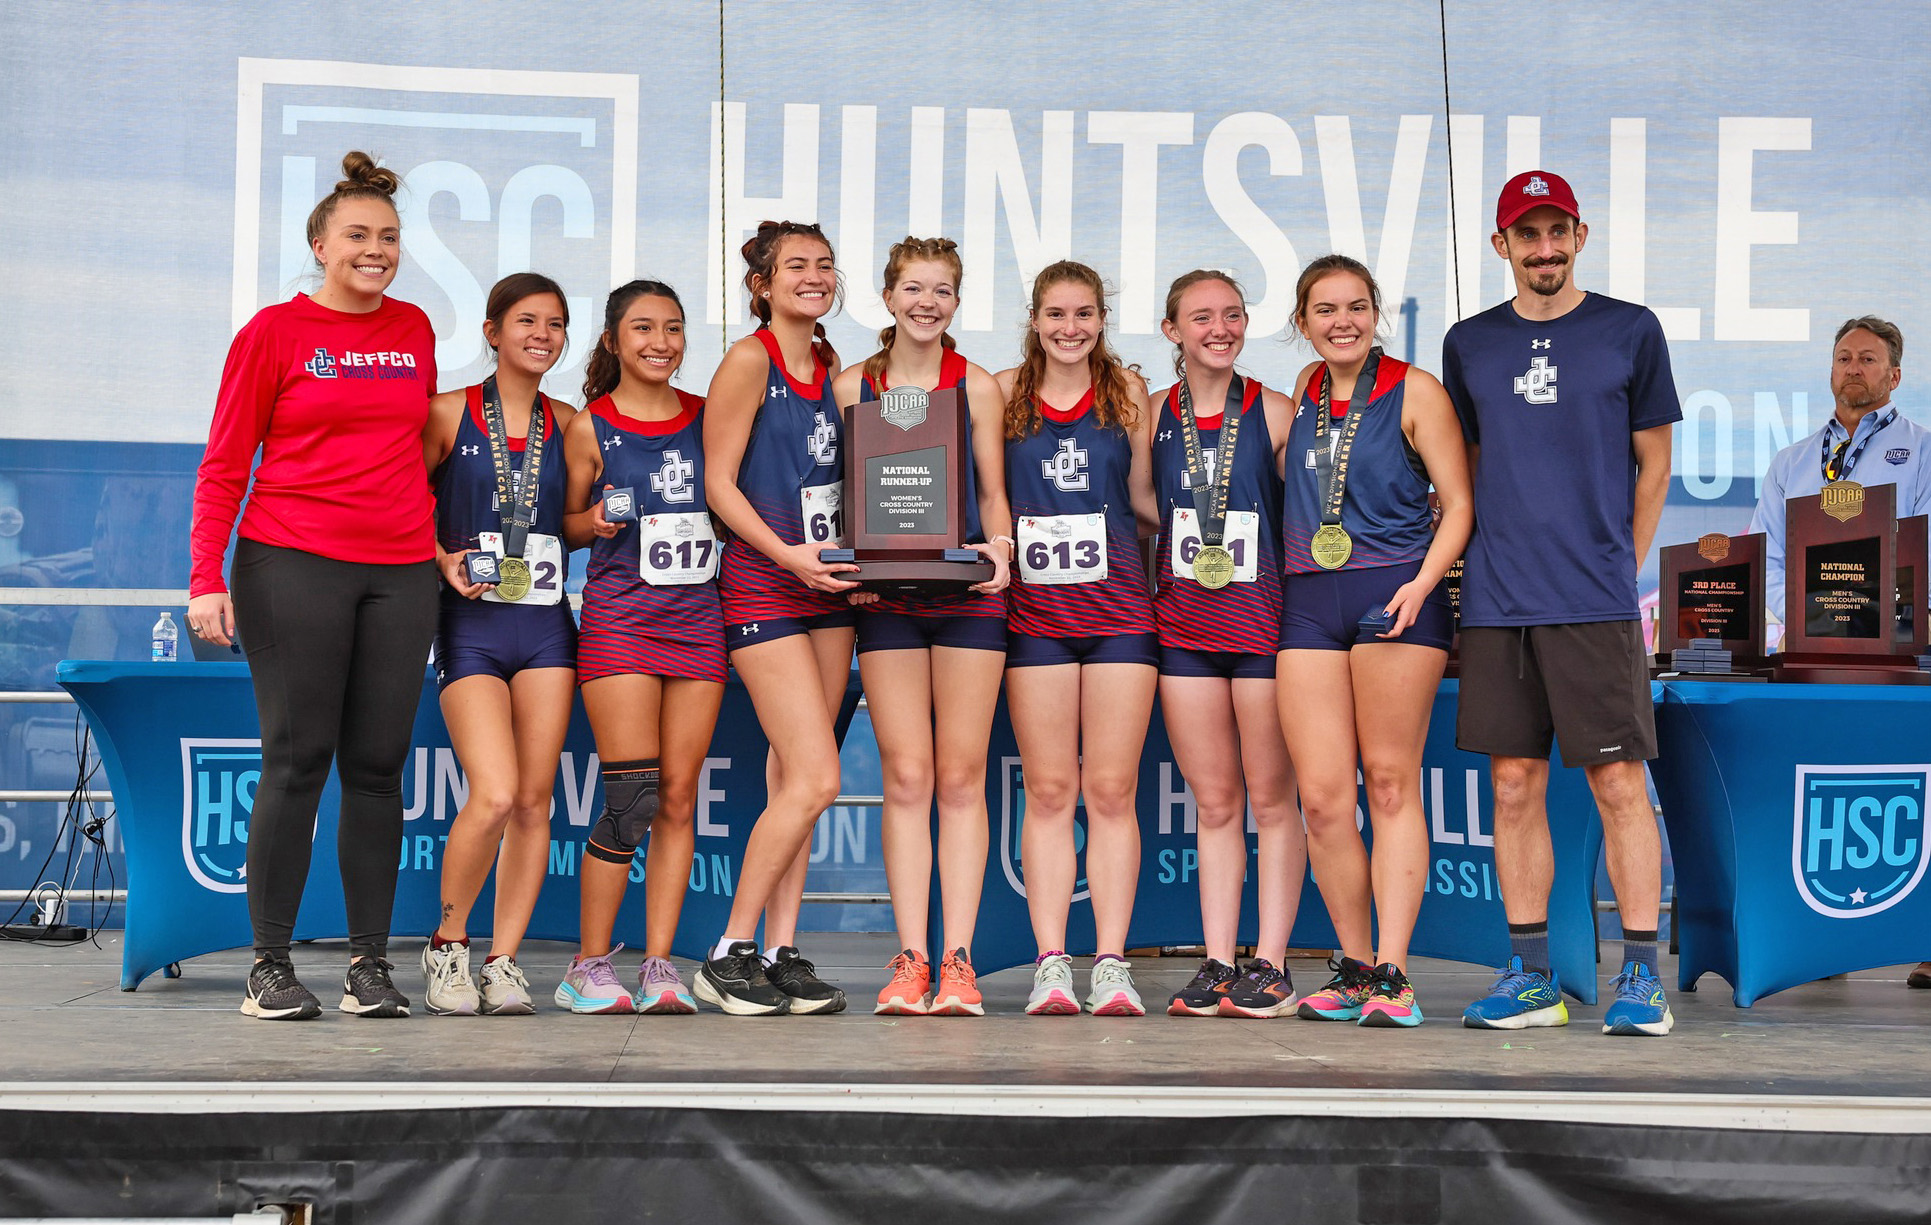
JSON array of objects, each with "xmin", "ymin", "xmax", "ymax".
[
  {"xmin": 1160, "ymin": 377, "xmax": 1265, "ymax": 429},
  {"xmin": 465, "ymin": 382, "xmax": 555, "ymax": 450},
  {"xmin": 589, "ymin": 388, "xmax": 704, "ymax": 436},
  {"xmin": 869, "ymin": 346, "xmax": 969, "ymax": 396},
  {"xmin": 1038, "ymin": 385, "xmax": 1095, "ymax": 423},
  {"xmin": 752, "ymin": 328, "xmax": 827, "ymax": 399},
  {"xmin": 1317, "ymin": 358, "xmax": 1409, "ymax": 417}
]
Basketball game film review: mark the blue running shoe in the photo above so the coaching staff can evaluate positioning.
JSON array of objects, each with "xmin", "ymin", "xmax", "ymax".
[
  {"xmin": 1461, "ymin": 956, "xmax": 1568, "ymax": 1030},
  {"xmin": 1602, "ymin": 961, "xmax": 1673, "ymax": 1036}
]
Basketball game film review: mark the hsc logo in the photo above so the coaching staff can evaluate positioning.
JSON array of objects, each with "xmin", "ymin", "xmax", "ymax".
[
  {"xmin": 1791, "ymin": 765, "xmax": 1930, "ymax": 918},
  {"xmin": 996, "ymin": 756, "xmax": 1089, "ymax": 902},
  {"xmin": 233, "ymin": 58, "xmax": 640, "ymax": 382},
  {"xmin": 180, "ymin": 739, "xmax": 266, "ymax": 894}
]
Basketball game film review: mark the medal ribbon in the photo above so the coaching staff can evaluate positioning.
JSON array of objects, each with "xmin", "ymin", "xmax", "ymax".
[
  {"xmin": 1819, "ymin": 407, "xmax": 1897, "ymax": 482},
  {"xmin": 1312, "ymin": 347, "xmax": 1383, "ymax": 528},
  {"xmin": 1174, "ymin": 362, "xmax": 1246, "ymax": 548},
  {"xmin": 480, "ymin": 374, "xmax": 549, "ymax": 560}
]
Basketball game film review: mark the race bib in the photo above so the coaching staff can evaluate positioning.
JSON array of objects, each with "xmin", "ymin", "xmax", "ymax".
[
  {"xmin": 1170, "ymin": 508, "xmax": 1260, "ymax": 585},
  {"xmin": 1017, "ymin": 513, "xmax": 1107, "ymax": 586},
  {"xmin": 477, "ymin": 531, "xmax": 565, "ymax": 605},
  {"xmin": 801, "ymin": 481, "xmax": 844, "ymax": 545},
  {"xmin": 639, "ymin": 512, "xmax": 719, "ymax": 586}
]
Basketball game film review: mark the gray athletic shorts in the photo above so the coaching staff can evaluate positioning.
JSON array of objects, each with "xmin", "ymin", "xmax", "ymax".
[{"xmin": 1454, "ymin": 621, "xmax": 1656, "ymax": 768}]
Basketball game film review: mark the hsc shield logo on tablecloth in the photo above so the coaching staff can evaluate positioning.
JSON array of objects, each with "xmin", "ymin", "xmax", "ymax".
[
  {"xmin": 1792, "ymin": 765, "xmax": 1930, "ymax": 918},
  {"xmin": 180, "ymin": 739, "xmax": 265, "ymax": 894},
  {"xmin": 997, "ymin": 755, "xmax": 1088, "ymax": 902}
]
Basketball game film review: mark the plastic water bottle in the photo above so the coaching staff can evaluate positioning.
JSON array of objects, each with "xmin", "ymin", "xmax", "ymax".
[{"xmin": 151, "ymin": 611, "xmax": 179, "ymax": 662}]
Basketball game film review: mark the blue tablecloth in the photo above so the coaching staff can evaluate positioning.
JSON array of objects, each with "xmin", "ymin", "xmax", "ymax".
[
  {"xmin": 62, "ymin": 662, "xmax": 1605, "ymax": 1001},
  {"xmin": 1652, "ymin": 681, "xmax": 1931, "ymax": 1006}
]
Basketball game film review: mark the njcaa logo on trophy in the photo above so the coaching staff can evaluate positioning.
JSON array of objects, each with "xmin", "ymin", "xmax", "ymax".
[
  {"xmin": 1697, "ymin": 533, "xmax": 1732, "ymax": 563},
  {"xmin": 879, "ymin": 386, "xmax": 929, "ymax": 432},
  {"xmin": 997, "ymin": 757, "xmax": 1089, "ymax": 902},
  {"xmin": 1792, "ymin": 765, "xmax": 1929, "ymax": 918},
  {"xmin": 181, "ymin": 740, "xmax": 266, "ymax": 894},
  {"xmin": 1821, "ymin": 480, "xmax": 1865, "ymax": 523}
]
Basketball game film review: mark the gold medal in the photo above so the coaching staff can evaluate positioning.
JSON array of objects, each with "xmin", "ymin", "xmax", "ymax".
[
  {"xmin": 1310, "ymin": 524, "xmax": 1353, "ymax": 570},
  {"xmin": 1192, "ymin": 544, "xmax": 1235, "ymax": 589},
  {"xmin": 496, "ymin": 556, "xmax": 532, "ymax": 601}
]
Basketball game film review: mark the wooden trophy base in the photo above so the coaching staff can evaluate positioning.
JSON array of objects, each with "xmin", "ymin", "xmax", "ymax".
[
  {"xmin": 1772, "ymin": 653, "xmax": 1931, "ymax": 686},
  {"xmin": 820, "ymin": 548, "xmax": 995, "ymax": 595}
]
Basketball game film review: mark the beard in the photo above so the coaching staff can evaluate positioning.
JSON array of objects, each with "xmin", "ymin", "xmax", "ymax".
[{"xmin": 1524, "ymin": 259, "xmax": 1569, "ymax": 297}]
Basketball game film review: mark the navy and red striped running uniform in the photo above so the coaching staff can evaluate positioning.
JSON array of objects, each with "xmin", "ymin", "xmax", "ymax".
[
  {"xmin": 578, "ymin": 390, "xmax": 727, "ymax": 684},
  {"xmin": 1150, "ymin": 377, "xmax": 1283, "ymax": 656},
  {"xmin": 433, "ymin": 385, "xmax": 568, "ymax": 557},
  {"xmin": 857, "ymin": 348, "xmax": 1004, "ymax": 622},
  {"xmin": 718, "ymin": 330, "xmax": 852, "ymax": 625},
  {"xmin": 1005, "ymin": 389, "xmax": 1156, "ymax": 639},
  {"xmin": 1281, "ymin": 358, "xmax": 1433, "ymax": 575}
]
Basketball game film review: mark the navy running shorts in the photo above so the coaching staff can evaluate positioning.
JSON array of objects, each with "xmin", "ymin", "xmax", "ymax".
[
  {"xmin": 726, "ymin": 609, "xmax": 857, "ymax": 652},
  {"xmin": 433, "ymin": 595, "xmax": 578, "ymax": 689},
  {"xmin": 1279, "ymin": 558, "xmax": 1453, "ymax": 652},
  {"xmin": 1006, "ymin": 631, "xmax": 1160, "ymax": 669},
  {"xmin": 1158, "ymin": 646, "xmax": 1276, "ymax": 679},
  {"xmin": 857, "ymin": 609, "xmax": 1009, "ymax": 654}
]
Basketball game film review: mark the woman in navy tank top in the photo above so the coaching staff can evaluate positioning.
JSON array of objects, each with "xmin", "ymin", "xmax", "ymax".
[
  {"xmin": 1146, "ymin": 271, "xmax": 1307, "ymax": 1020},
  {"xmin": 831, "ymin": 237, "xmax": 1013, "ymax": 1018},
  {"xmin": 553, "ymin": 280, "xmax": 723, "ymax": 1016},
  {"xmin": 420, "ymin": 273, "xmax": 578, "ymax": 1018},
  {"xmin": 998, "ymin": 261, "xmax": 1160, "ymax": 1017},
  {"xmin": 695, "ymin": 221, "xmax": 857, "ymax": 1016},
  {"xmin": 1277, "ymin": 255, "xmax": 1473, "ymax": 1030}
]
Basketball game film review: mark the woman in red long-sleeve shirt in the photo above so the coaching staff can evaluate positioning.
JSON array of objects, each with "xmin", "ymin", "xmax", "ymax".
[{"xmin": 187, "ymin": 151, "xmax": 440, "ymax": 1022}]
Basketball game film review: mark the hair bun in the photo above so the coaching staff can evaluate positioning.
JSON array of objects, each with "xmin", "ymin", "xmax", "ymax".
[{"xmin": 336, "ymin": 150, "xmax": 401, "ymax": 198}]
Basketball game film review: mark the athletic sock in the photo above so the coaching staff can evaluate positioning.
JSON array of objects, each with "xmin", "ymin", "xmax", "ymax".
[
  {"xmin": 1093, "ymin": 953, "xmax": 1126, "ymax": 965},
  {"xmin": 1037, "ymin": 949, "xmax": 1066, "ymax": 964},
  {"xmin": 430, "ymin": 932, "xmax": 467, "ymax": 949},
  {"xmin": 1507, "ymin": 922, "xmax": 1551, "ymax": 978},
  {"xmin": 711, "ymin": 936, "xmax": 750, "ymax": 961},
  {"xmin": 1621, "ymin": 929, "xmax": 1659, "ymax": 978}
]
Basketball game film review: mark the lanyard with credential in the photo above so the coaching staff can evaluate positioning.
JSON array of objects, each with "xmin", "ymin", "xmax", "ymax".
[{"xmin": 1820, "ymin": 407, "xmax": 1898, "ymax": 482}]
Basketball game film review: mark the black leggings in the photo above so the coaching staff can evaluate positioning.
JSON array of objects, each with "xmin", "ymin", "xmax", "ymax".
[{"xmin": 231, "ymin": 539, "xmax": 439, "ymax": 960}]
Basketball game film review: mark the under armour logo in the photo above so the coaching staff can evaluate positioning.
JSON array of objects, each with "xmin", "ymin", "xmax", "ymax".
[
  {"xmin": 650, "ymin": 449, "xmax": 695, "ymax": 504},
  {"xmin": 459, "ymin": 444, "xmax": 480, "ymax": 457},
  {"xmin": 806, "ymin": 411, "xmax": 837, "ymax": 465},
  {"xmin": 602, "ymin": 435, "xmax": 623, "ymax": 451},
  {"xmin": 304, "ymin": 347, "xmax": 338, "ymax": 379},
  {"xmin": 1513, "ymin": 356, "xmax": 1559, "ymax": 405},
  {"xmin": 1041, "ymin": 438, "xmax": 1090, "ymax": 492},
  {"xmin": 1530, "ymin": 338, "xmax": 1552, "ymax": 350},
  {"xmin": 740, "ymin": 623, "xmax": 760, "ymax": 636},
  {"xmin": 1523, "ymin": 174, "xmax": 1550, "ymax": 197}
]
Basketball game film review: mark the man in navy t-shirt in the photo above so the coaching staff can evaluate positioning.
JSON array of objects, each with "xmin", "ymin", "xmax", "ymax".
[{"xmin": 1440, "ymin": 170, "xmax": 1682, "ymax": 1037}]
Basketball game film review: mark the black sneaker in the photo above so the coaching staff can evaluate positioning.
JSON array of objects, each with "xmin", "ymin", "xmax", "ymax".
[
  {"xmin": 693, "ymin": 941, "xmax": 791, "ymax": 1016},
  {"xmin": 340, "ymin": 957, "xmax": 411, "ymax": 1018},
  {"xmin": 1166, "ymin": 957, "xmax": 1241, "ymax": 1017},
  {"xmin": 241, "ymin": 956, "xmax": 321, "ymax": 1021},
  {"xmin": 1220, "ymin": 958, "xmax": 1299, "ymax": 1018},
  {"xmin": 765, "ymin": 946, "xmax": 847, "ymax": 1015}
]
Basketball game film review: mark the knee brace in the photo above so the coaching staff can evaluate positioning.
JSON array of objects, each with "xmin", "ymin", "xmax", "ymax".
[{"xmin": 586, "ymin": 758, "xmax": 660, "ymax": 865}]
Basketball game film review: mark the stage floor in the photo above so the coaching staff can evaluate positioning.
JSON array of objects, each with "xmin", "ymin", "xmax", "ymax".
[{"xmin": 4, "ymin": 932, "xmax": 1929, "ymax": 1099}]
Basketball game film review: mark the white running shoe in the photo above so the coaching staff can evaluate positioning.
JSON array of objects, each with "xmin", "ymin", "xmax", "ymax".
[
  {"xmin": 478, "ymin": 956, "xmax": 535, "ymax": 1016},
  {"xmin": 419, "ymin": 941, "xmax": 480, "ymax": 1016},
  {"xmin": 1026, "ymin": 952, "xmax": 1079, "ymax": 1015},
  {"xmin": 1086, "ymin": 957, "xmax": 1145, "ymax": 1016}
]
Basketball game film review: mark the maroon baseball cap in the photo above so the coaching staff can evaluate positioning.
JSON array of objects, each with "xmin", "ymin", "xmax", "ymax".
[{"xmin": 1495, "ymin": 171, "xmax": 1581, "ymax": 231}]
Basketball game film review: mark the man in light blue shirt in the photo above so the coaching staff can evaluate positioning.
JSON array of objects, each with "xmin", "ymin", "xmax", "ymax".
[
  {"xmin": 1749, "ymin": 315, "xmax": 1931, "ymax": 991},
  {"xmin": 1751, "ymin": 316, "xmax": 1931, "ymax": 629}
]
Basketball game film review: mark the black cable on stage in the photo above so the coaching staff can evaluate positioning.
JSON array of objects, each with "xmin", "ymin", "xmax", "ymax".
[
  {"xmin": 1438, "ymin": 0, "xmax": 1462, "ymax": 322},
  {"xmin": 0, "ymin": 708, "xmax": 110, "ymax": 945}
]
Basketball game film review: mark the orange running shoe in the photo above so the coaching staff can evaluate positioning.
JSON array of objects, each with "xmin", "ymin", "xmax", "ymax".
[
  {"xmin": 930, "ymin": 948, "xmax": 985, "ymax": 1017},
  {"xmin": 874, "ymin": 948, "xmax": 932, "ymax": 1015}
]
